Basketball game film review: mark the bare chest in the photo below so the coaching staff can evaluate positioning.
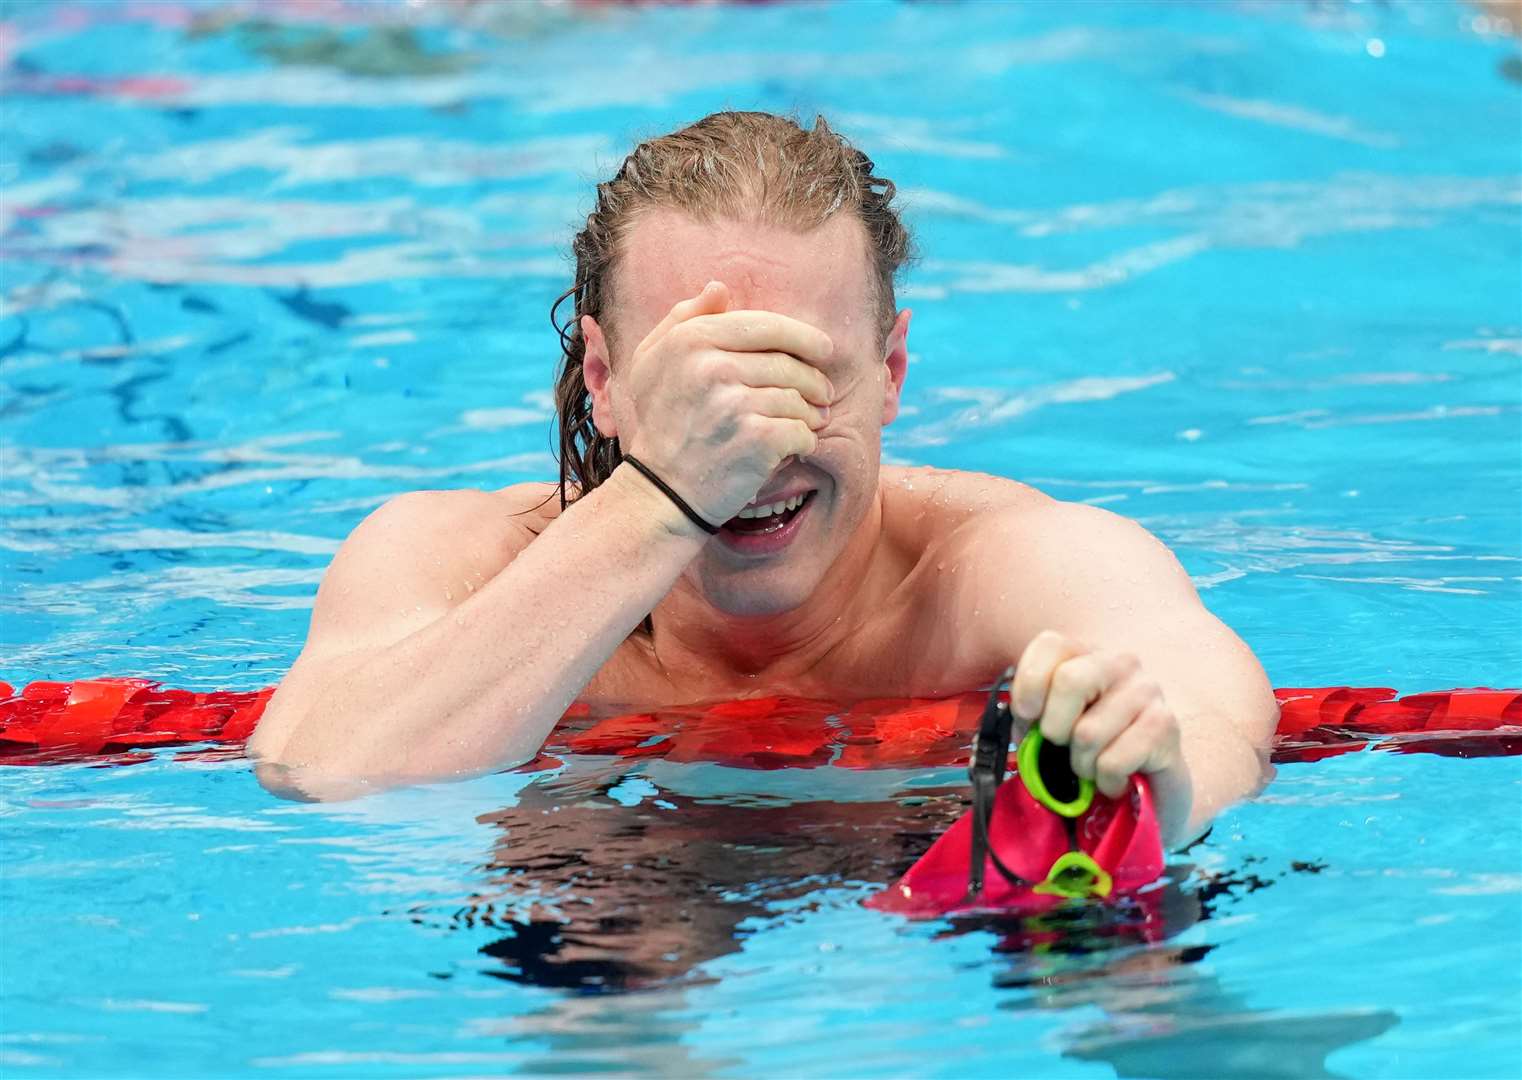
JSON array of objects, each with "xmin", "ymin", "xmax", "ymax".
[
  {"xmin": 580, "ymin": 467, "xmax": 1040, "ymax": 708},
  {"xmin": 581, "ymin": 601, "xmax": 998, "ymax": 710}
]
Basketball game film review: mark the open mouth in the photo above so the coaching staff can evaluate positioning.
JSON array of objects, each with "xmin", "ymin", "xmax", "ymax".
[
  {"xmin": 717, "ymin": 490, "xmax": 818, "ymax": 553},
  {"xmin": 722, "ymin": 490, "xmax": 815, "ymax": 534}
]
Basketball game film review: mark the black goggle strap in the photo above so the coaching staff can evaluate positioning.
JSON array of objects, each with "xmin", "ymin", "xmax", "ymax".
[{"xmin": 966, "ymin": 667, "xmax": 1030, "ymax": 901}]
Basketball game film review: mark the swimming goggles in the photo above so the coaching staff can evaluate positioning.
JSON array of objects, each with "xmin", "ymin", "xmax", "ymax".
[{"xmin": 966, "ymin": 666, "xmax": 1114, "ymax": 903}]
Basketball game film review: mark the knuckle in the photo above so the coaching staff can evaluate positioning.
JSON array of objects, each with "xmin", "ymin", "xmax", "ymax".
[
  {"xmin": 1051, "ymin": 661, "xmax": 1086, "ymax": 696},
  {"xmin": 666, "ymin": 319, "xmax": 698, "ymax": 350},
  {"xmin": 705, "ymin": 351, "xmax": 738, "ymax": 383},
  {"xmin": 706, "ymin": 390, "xmax": 740, "ymax": 429},
  {"xmin": 1141, "ymin": 703, "xmax": 1175, "ymax": 735},
  {"xmin": 719, "ymin": 382, "xmax": 750, "ymax": 411},
  {"xmin": 737, "ymin": 414, "xmax": 768, "ymax": 443}
]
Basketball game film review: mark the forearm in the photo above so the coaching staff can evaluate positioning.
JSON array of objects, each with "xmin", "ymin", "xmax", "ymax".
[
  {"xmin": 269, "ymin": 466, "xmax": 705, "ymax": 782},
  {"xmin": 1155, "ymin": 710, "xmax": 1274, "ymax": 849}
]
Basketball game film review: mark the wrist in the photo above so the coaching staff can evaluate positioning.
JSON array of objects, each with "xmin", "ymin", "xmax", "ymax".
[
  {"xmin": 620, "ymin": 455, "xmax": 722, "ymax": 537},
  {"xmin": 603, "ymin": 462, "xmax": 714, "ymax": 544},
  {"xmin": 1149, "ymin": 755, "xmax": 1196, "ymax": 850}
]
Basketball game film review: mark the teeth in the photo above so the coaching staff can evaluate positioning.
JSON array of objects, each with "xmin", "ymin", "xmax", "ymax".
[{"xmin": 735, "ymin": 493, "xmax": 808, "ymax": 519}]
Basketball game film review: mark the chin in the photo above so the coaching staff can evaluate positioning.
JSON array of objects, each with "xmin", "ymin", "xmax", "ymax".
[{"xmin": 697, "ymin": 566, "xmax": 821, "ymax": 618}]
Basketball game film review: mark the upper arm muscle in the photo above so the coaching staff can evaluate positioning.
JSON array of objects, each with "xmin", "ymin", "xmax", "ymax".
[
  {"xmin": 248, "ymin": 484, "xmax": 551, "ymax": 758},
  {"xmin": 970, "ymin": 502, "xmax": 1277, "ymax": 744}
]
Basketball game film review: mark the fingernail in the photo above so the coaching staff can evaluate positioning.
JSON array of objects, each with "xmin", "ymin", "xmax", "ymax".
[{"xmin": 1013, "ymin": 695, "xmax": 1039, "ymax": 721}]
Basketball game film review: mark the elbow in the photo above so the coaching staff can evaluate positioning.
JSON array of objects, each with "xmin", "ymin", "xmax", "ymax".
[
  {"xmin": 252, "ymin": 759, "xmax": 324, "ymax": 802},
  {"xmin": 246, "ymin": 709, "xmax": 380, "ymax": 803},
  {"xmin": 249, "ymin": 748, "xmax": 391, "ymax": 803},
  {"xmin": 247, "ymin": 722, "xmax": 491, "ymax": 802}
]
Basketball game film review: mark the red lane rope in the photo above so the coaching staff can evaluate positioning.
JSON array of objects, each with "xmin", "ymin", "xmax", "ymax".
[{"xmin": 0, "ymin": 678, "xmax": 1518, "ymax": 768}]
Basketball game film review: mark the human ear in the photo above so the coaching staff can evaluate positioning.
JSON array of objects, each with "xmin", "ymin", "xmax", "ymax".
[
  {"xmin": 880, "ymin": 308, "xmax": 911, "ymax": 426},
  {"xmin": 581, "ymin": 315, "xmax": 619, "ymax": 439}
]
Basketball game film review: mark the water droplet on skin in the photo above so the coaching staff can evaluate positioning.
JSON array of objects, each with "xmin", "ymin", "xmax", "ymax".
[
  {"xmin": 936, "ymin": 562, "xmax": 945, "ymax": 571},
  {"xmin": 444, "ymin": 588, "xmax": 453, "ymax": 602}
]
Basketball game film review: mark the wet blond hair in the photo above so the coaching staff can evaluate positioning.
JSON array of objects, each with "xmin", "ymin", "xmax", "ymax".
[{"xmin": 549, "ymin": 110, "xmax": 912, "ymax": 511}]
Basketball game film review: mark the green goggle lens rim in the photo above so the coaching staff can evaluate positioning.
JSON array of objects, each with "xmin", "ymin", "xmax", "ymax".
[
  {"xmin": 1015, "ymin": 728, "xmax": 1095, "ymax": 818},
  {"xmin": 1033, "ymin": 851, "xmax": 1114, "ymax": 900}
]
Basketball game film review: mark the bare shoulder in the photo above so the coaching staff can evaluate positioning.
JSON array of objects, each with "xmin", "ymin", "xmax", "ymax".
[
  {"xmin": 953, "ymin": 494, "xmax": 1203, "ymax": 650},
  {"xmin": 946, "ymin": 492, "xmax": 1194, "ymax": 606},
  {"xmin": 878, "ymin": 466, "xmax": 1175, "ymax": 571},
  {"xmin": 879, "ymin": 465, "xmax": 1054, "ymax": 552},
  {"xmin": 878, "ymin": 471, "xmax": 1193, "ymax": 632},
  {"xmin": 305, "ymin": 481, "xmax": 561, "ymax": 646},
  {"xmin": 977, "ymin": 497, "xmax": 1186, "ymax": 577},
  {"xmin": 345, "ymin": 482, "xmax": 560, "ymax": 567},
  {"xmin": 250, "ymin": 482, "xmax": 561, "ymax": 758}
]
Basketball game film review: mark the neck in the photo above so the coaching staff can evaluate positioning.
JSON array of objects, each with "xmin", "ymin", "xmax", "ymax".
[{"xmin": 650, "ymin": 486, "xmax": 892, "ymax": 692}]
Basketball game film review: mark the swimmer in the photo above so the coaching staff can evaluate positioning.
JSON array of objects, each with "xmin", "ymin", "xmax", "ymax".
[{"xmin": 248, "ymin": 112, "xmax": 1278, "ymax": 847}]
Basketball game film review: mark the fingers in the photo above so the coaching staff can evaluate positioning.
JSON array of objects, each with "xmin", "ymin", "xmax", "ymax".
[
  {"xmin": 745, "ymin": 386, "xmax": 831, "ymax": 430},
  {"xmin": 1015, "ymin": 634, "xmax": 1137, "ymax": 747},
  {"xmin": 683, "ymin": 310, "xmax": 835, "ymax": 369},
  {"xmin": 759, "ymin": 415, "xmax": 819, "ymax": 460},
  {"xmin": 1092, "ymin": 704, "xmax": 1179, "ymax": 798},
  {"xmin": 1011, "ymin": 632, "xmax": 1183, "ymax": 799},
  {"xmin": 1068, "ymin": 675, "xmax": 1157, "ymax": 780},
  {"xmin": 1011, "ymin": 631, "xmax": 1087, "ymax": 734},
  {"xmin": 721, "ymin": 351, "xmax": 834, "ymax": 409},
  {"xmin": 647, "ymin": 280, "xmax": 731, "ymax": 345},
  {"xmin": 644, "ymin": 287, "xmax": 834, "ymax": 406}
]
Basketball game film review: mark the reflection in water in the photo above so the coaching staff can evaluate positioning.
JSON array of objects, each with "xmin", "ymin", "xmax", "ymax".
[
  {"xmin": 460, "ymin": 781, "xmax": 958, "ymax": 992},
  {"xmin": 1066, "ymin": 1004, "xmax": 1397, "ymax": 1080},
  {"xmin": 411, "ymin": 768, "xmax": 1396, "ymax": 1075}
]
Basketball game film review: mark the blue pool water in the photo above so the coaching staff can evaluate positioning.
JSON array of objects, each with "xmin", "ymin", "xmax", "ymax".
[{"xmin": 2, "ymin": 0, "xmax": 1519, "ymax": 1076}]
